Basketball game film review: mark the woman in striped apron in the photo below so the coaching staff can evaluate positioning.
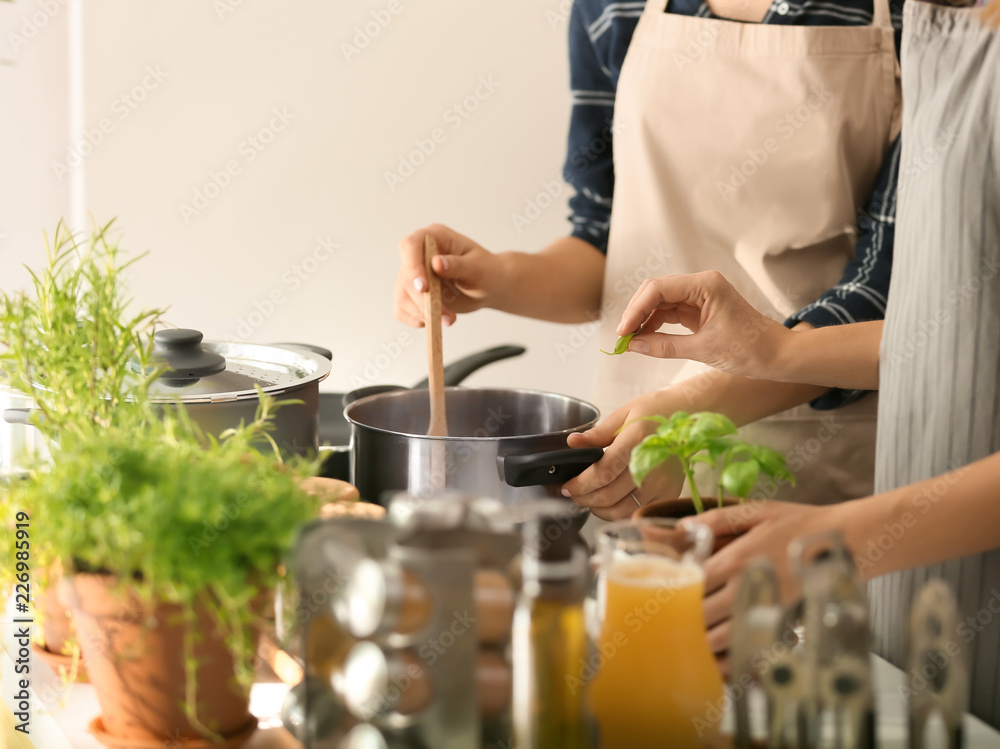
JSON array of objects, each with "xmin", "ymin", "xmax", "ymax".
[{"xmin": 612, "ymin": 0, "xmax": 1000, "ymax": 727}]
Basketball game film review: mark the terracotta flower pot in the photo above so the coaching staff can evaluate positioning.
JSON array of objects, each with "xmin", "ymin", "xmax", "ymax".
[
  {"xmin": 33, "ymin": 564, "xmax": 88, "ymax": 682},
  {"xmin": 633, "ymin": 497, "xmax": 745, "ymax": 551},
  {"xmin": 40, "ymin": 582, "xmax": 74, "ymax": 651},
  {"xmin": 60, "ymin": 574, "xmax": 258, "ymax": 748},
  {"xmin": 33, "ymin": 584, "xmax": 88, "ymax": 683}
]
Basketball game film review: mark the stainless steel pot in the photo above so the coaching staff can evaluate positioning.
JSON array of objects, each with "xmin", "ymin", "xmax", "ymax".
[
  {"xmin": 145, "ymin": 330, "xmax": 332, "ymax": 455},
  {"xmin": 1, "ymin": 329, "xmax": 333, "ymax": 458},
  {"xmin": 318, "ymin": 345, "xmax": 527, "ymax": 482},
  {"xmin": 345, "ymin": 387, "xmax": 604, "ymax": 506}
]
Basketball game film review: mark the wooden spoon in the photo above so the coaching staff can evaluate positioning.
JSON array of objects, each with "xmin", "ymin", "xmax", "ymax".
[{"xmin": 423, "ymin": 234, "xmax": 448, "ymax": 437}]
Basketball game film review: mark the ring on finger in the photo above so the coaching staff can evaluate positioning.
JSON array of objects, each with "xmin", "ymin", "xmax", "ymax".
[{"xmin": 629, "ymin": 490, "xmax": 641, "ymax": 508}]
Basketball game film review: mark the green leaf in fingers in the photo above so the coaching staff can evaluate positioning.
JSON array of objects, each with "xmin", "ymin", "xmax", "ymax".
[{"xmin": 601, "ymin": 328, "xmax": 642, "ymax": 356}]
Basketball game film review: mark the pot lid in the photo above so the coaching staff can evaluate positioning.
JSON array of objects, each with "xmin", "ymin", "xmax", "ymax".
[{"xmin": 144, "ymin": 329, "xmax": 332, "ymax": 403}]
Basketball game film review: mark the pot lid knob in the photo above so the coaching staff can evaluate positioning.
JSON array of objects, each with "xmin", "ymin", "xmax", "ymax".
[{"xmin": 154, "ymin": 329, "xmax": 226, "ymax": 383}]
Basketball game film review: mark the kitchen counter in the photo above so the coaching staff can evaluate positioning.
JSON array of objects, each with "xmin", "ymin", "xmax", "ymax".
[{"xmin": 4, "ymin": 615, "xmax": 1000, "ymax": 747}]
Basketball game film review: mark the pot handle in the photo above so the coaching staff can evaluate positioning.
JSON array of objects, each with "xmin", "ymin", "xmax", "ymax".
[
  {"xmin": 413, "ymin": 344, "xmax": 526, "ymax": 388},
  {"xmin": 497, "ymin": 447, "xmax": 604, "ymax": 488},
  {"xmin": 3, "ymin": 408, "xmax": 35, "ymax": 425}
]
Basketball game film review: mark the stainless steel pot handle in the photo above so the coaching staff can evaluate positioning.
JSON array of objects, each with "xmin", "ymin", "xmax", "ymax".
[
  {"xmin": 3, "ymin": 408, "xmax": 35, "ymax": 425},
  {"xmin": 496, "ymin": 448, "xmax": 604, "ymax": 488}
]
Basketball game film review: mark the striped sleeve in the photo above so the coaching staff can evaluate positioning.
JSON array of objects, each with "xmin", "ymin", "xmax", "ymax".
[
  {"xmin": 786, "ymin": 136, "xmax": 901, "ymax": 409},
  {"xmin": 562, "ymin": 1, "xmax": 641, "ymax": 253}
]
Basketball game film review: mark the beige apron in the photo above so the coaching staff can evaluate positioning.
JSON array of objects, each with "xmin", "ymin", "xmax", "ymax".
[{"xmin": 593, "ymin": 0, "xmax": 902, "ymax": 504}]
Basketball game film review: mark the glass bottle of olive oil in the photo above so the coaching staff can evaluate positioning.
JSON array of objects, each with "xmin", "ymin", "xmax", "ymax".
[{"xmin": 512, "ymin": 514, "xmax": 595, "ymax": 749}]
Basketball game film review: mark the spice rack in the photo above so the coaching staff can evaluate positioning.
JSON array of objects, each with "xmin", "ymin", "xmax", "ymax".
[
  {"xmin": 282, "ymin": 496, "xmax": 523, "ymax": 749},
  {"xmin": 728, "ymin": 531, "xmax": 970, "ymax": 749}
]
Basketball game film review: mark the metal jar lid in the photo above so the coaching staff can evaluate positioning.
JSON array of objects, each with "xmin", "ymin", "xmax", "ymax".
[
  {"xmin": 337, "ymin": 556, "xmax": 437, "ymax": 640},
  {"xmin": 342, "ymin": 642, "xmax": 432, "ymax": 720},
  {"xmin": 144, "ymin": 329, "xmax": 332, "ymax": 403}
]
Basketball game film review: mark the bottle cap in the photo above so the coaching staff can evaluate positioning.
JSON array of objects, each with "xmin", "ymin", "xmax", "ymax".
[{"xmin": 524, "ymin": 513, "xmax": 576, "ymax": 563}]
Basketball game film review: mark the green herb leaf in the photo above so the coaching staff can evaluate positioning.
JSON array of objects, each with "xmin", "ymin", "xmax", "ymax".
[
  {"xmin": 705, "ymin": 437, "xmax": 738, "ymax": 463},
  {"xmin": 652, "ymin": 411, "xmax": 692, "ymax": 443},
  {"xmin": 689, "ymin": 412, "xmax": 738, "ymax": 443},
  {"xmin": 751, "ymin": 445, "xmax": 788, "ymax": 478},
  {"xmin": 629, "ymin": 435, "xmax": 675, "ymax": 486},
  {"xmin": 721, "ymin": 459, "xmax": 761, "ymax": 499},
  {"xmin": 601, "ymin": 330, "xmax": 639, "ymax": 356}
]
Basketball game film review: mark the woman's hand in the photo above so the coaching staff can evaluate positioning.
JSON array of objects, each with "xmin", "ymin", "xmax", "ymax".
[
  {"xmin": 688, "ymin": 500, "xmax": 846, "ymax": 655},
  {"xmin": 394, "ymin": 224, "xmax": 506, "ymax": 327},
  {"xmin": 616, "ymin": 271, "xmax": 791, "ymax": 380},
  {"xmin": 562, "ymin": 390, "xmax": 687, "ymax": 521}
]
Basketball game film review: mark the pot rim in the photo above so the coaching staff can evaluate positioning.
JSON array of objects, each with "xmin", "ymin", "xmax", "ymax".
[{"xmin": 345, "ymin": 386, "xmax": 601, "ymax": 441}]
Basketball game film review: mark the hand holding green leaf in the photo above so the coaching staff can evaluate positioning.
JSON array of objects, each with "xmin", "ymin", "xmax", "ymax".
[{"xmin": 601, "ymin": 328, "xmax": 641, "ymax": 356}]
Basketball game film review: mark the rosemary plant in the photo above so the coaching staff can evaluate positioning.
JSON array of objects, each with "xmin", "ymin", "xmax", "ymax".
[{"xmin": 0, "ymin": 220, "xmax": 164, "ymax": 441}]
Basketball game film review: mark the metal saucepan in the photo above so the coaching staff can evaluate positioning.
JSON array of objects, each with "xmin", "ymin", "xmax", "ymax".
[
  {"xmin": 2, "ymin": 328, "xmax": 333, "ymax": 460},
  {"xmin": 317, "ymin": 345, "xmax": 527, "ymax": 481},
  {"xmin": 345, "ymin": 387, "xmax": 604, "ymax": 507}
]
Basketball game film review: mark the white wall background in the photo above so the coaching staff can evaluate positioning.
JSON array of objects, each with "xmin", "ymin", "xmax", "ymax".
[
  {"xmin": 0, "ymin": 0, "xmax": 602, "ymax": 404},
  {"xmin": 0, "ymin": 0, "xmax": 70, "ymax": 292}
]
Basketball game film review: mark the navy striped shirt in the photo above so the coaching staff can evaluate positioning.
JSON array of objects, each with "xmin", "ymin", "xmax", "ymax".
[{"xmin": 564, "ymin": 0, "xmax": 904, "ymax": 406}]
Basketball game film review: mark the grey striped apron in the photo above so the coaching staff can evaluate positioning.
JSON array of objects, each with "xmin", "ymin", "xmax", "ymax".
[{"xmin": 869, "ymin": 0, "xmax": 1000, "ymax": 729}]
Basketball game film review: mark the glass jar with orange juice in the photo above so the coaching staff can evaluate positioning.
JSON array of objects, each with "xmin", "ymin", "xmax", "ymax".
[{"xmin": 588, "ymin": 519, "xmax": 725, "ymax": 748}]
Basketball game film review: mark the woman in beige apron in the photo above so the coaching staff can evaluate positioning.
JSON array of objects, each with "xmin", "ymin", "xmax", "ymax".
[
  {"xmin": 581, "ymin": 0, "xmax": 901, "ymax": 513},
  {"xmin": 622, "ymin": 1, "xmax": 1000, "ymax": 725}
]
